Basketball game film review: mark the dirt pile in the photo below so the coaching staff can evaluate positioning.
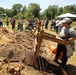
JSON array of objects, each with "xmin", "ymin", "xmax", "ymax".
[
  {"xmin": 0, "ymin": 27, "xmax": 56, "ymax": 75},
  {"xmin": 0, "ymin": 27, "xmax": 35, "ymax": 63},
  {"xmin": 0, "ymin": 62, "xmax": 47, "ymax": 75}
]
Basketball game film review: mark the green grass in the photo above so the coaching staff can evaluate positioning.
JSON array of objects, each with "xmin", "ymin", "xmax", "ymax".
[{"xmin": 71, "ymin": 21, "xmax": 76, "ymax": 30}]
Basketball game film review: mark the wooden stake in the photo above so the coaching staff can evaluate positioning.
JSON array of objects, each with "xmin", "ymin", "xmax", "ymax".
[{"xmin": 32, "ymin": 31, "xmax": 43, "ymax": 66}]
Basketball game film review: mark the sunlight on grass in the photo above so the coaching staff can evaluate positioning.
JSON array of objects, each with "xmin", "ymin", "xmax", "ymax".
[{"xmin": 72, "ymin": 21, "xmax": 76, "ymax": 30}]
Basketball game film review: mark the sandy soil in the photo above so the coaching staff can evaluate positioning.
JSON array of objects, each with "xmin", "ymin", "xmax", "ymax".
[
  {"xmin": 0, "ymin": 27, "xmax": 56, "ymax": 75},
  {"xmin": 0, "ymin": 27, "xmax": 76, "ymax": 75}
]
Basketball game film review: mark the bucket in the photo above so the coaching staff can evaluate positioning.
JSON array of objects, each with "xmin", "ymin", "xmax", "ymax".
[
  {"xmin": 48, "ymin": 44, "xmax": 57, "ymax": 54},
  {"xmin": 48, "ymin": 44, "xmax": 63, "ymax": 59}
]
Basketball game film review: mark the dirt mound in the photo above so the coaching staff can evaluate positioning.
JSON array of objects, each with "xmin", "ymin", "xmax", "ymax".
[
  {"xmin": 0, "ymin": 62, "xmax": 45, "ymax": 75},
  {"xmin": 0, "ymin": 27, "xmax": 66, "ymax": 75},
  {"xmin": 0, "ymin": 28, "xmax": 35, "ymax": 64}
]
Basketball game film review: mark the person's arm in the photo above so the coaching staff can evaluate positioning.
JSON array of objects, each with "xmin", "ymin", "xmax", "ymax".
[
  {"xmin": 68, "ymin": 38, "xmax": 76, "ymax": 41},
  {"xmin": 66, "ymin": 28, "xmax": 76, "ymax": 44},
  {"xmin": 69, "ymin": 28, "xmax": 76, "ymax": 40}
]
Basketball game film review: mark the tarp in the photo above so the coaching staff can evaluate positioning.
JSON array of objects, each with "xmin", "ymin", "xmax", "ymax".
[{"xmin": 57, "ymin": 13, "xmax": 76, "ymax": 18}]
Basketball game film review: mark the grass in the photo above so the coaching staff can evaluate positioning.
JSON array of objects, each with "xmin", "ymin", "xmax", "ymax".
[{"xmin": 72, "ymin": 21, "xmax": 76, "ymax": 28}]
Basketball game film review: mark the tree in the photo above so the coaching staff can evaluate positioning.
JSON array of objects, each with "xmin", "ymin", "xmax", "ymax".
[
  {"xmin": 22, "ymin": 5, "xmax": 27, "ymax": 19},
  {"xmin": 57, "ymin": 7, "xmax": 63, "ymax": 15},
  {"xmin": 17, "ymin": 12, "xmax": 23, "ymax": 18},
  {"xmin": 5, "ymin": 9, "xmax": 11, "ymax": 17},
  {"xmin": 12, "ymin": 3, "xmax": 23, "ymax": 15},
  {"xmin": 28, "ymin": 3, "xmax": 41, "ymax": 18},
  {"xmin": 24, "ymin": 9, "xmax": 34, "ymax": 18},
  {"xmin": 22, "ymin": 5, "xmax": 27, "ymax": 12},
  {"xmin": 63, "ymin": 4, "xmax": 76, "ymax": 14},
  {"xmin": 0, "ymin": 7, "xmax": 5, "ymax": 17},
  {"xmin": 1, "ymin": 3, "xmax": 76, "ymax": 19},
  {"xmin": 41, "ymin": 12, "xmax": 47, "ymax": 19},
  {"xmin": 43, "ymin": 5, "xmax": 58, "ymax": 19}
]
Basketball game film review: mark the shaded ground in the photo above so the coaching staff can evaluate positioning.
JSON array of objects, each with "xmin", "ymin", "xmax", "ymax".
[{"xmin": 0, "ymin": 27, "xmax": 76, "ymax": 75}]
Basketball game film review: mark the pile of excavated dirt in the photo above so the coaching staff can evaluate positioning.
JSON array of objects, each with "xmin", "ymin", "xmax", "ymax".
[{"xmin": 0, "ymin": 27, "xmax": 67, "ymax": 75}]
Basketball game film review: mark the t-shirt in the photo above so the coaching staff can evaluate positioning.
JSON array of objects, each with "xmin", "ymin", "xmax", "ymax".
[
  {"xmin": 59, "ymin": 26, "xmax": 76, "ymax": 50},
  {"xmin": 55, "ymin": 20, "xmax": 60, "ymax": 26},
  {"xmin": 59, "ymin": 26, "xmax": 76, "ymax": 39},
  {"xmin": 58, "ymin": 21, "xmax": 63, "ymax": 26}
]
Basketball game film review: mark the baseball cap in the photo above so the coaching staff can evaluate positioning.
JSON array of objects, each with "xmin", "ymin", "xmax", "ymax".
[{"xmin": 61, "ymin": 18, "xmax": 71, "ymax": 23}]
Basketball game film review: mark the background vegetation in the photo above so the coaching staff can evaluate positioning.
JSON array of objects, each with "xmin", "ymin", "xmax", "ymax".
[{"xmin": 0, "ymin": 3, "xmax": 76, "ymax": 19}]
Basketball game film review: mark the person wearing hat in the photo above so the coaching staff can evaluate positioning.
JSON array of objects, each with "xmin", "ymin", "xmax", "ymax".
[{"xmin": 54, "ymin": 18, "xmax": 76, "ymax": 67}]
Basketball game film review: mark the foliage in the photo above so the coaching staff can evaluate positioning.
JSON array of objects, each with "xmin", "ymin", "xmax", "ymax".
[
  {"xmin": 42, "ymin": 4, "xmax": 76, "ymax": 19},
  {"xmin": 0, "ymin": 7, "xmax": 5, "ymax": 17},
  {"xmin": 63, "ymin": 4, "xmax": 76, "ymax": 14},
  {"xmin": 28, "ymin": 3, "xmax": 41, "ymax": 18},
  {"xmin": 0, "ymin": 4, "xmax": 76, "ymax": 19},
  {"xmin": 12, "ymin": 4, "xmax": 23, "ymax": 12},
  {"xmin": 12, "ymin": 3, "xmax": 23, "ymax": 16},
  {"xmin": 57, "ymin": 7, "xmax": 63, "ymax": 15},
  {"xmin": 43, "ymin": 5, "xmax": 58, "ymax": 19}
]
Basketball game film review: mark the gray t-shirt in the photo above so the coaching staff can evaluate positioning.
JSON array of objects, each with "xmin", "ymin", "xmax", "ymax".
[
  {"xmin": 59, "ymin": 26, "xmax": 76, "ymax": 51},
  {"xmin": 59, "ymin": 26, "xmax": 76, "ymax": 39}
]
